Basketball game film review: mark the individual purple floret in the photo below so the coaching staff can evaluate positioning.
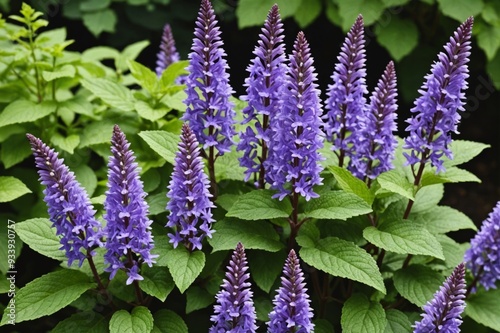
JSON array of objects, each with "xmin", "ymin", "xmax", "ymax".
[
  {"xmin": 322, "ymin": 15, "xmax": 367, "ymax": 167},
  {"xmin": 348, "ymin": 61, "xmax": 398, "ymax": 181},
  {"xmin": 268, "ymin": 249, "xmax": 314, "ymax": 333},
  {"xmin": 156, "ymin": 23, "xmax": 181, "ymax": 76},
  {"xmin": 237, "ymin": 4, "xmax": 287, "ymax": 188},
  {"xmin": 166, "ymin": 123, "xmax": 215, "ymax": 251},
  {"xmin": 413, "ymin": 263, "xmax": 466, "ymax": 333},
  {"xmin": 464, "ymin": 201, "xmax": 500, "ymax": 291},
  {"xmin": 403, "ymin": 17, "xmax": 473, "ymax": 173},
  {"xmin": 182, "ymin": 0, "xmax": 235, "ymax": 158},
  {"xmin": 103, "ymin": 125, "xmax": 156, "ymax": 285},
  {"xmin": 266, "ymin": 31, "xmax": 324, "ymax": 201},
  {"xmin": 209, "ymin": 242, "xmax": 257, "ymax": 333},
  {"xmin": 27, "ymin": 134, "xmax": 102, "ymax": 267}
]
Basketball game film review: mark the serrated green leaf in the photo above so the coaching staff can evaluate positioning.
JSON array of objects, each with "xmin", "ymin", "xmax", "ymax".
[
  {"xmin": 160, "ymin": 90, "xmax": 187, "ymax": 112},
  {"xmin": 208, "ymin": 219, "xmax": 283, "ymax": 253},
  {"xmin": 59, "ymin": 96, "xmax": 96, "ymax": 118},
  {"xmin": 159, "ymin": 61, "xmax": 188, "ymax": 87},
  {"xmin": 109, "ymin": 306, "xmax": 153, "ymax": 333},
  {"xmin": 82, "ymin": 78, "xmax": 134, "ymax": 111},
  {"xmin": 341, "ymin": 294, "xmax": 386, "ymax": 333},
  {"xmin": 0, "ymin": 269, "xmax": 95, "ymax": 325},
  {"xmin": 294, "ymin": 0, "xmax": 321, "ymax": 28},
  {"xmin": 150, "ymin": 235, "xmax": 169, "ymax": 267},
  {"xmin": 139, "ymin": 266, "xmax": 174, "ymax": 302},
  {"xmin": 138, "ymin": 130, "xmax": 179, "ymax": 165},
  {"xmin": 128, "ymin": 59, "xmax": 158, "ymax": 93},
  {"xmin": 185, "ymin": 286, "xmax": 214, "ymax": 314},
  {"xmin": 51, "ymin": 133, "xmax": 80, "ymax": 154},
  {"xmin": 304, "ymin": 191, "xmax": 372, "ymax": 220},
  {"xmin": 300, "ymin": 237, "xmax": 385, "ymax": 293},
  {"xmin": 82, "ymin": 9, "xmax": 116, "ymax": 37},
  {"xmin": 437, "ymin": 0, "xmax": 484, "ymax": 22},
  {"xmin": 79, "ymin": 120, "xmax": 114, "ymax": 147},
  {"xmin": 236, "ymin": 0, "xmax": 302, "ymax": 29},
  {"xmin": 42, "ymin": 64, "xmax": 76, "ymax": 81},
  {"xmin": 0, "ymin": 176, "xmax": 32, "ymax": 203},
  {"xmin": 135, "ymin": 101, "xmax": 170, "ymax": 122},
  {"xmin": 328, "ymin": 165, "xmax": 374, "ymax": 205},
  {"xmin": 146, "ymin": 192, "xmax": 167, "ymax": 215},
  {"xmin": 226, "ymin": 189, "xmax": 292, "ymax": 220},
  {"xmin": 375, "ymin": 17, "xmax": 418, "ymax": 61},
  {"xmin": 1, "ymin": 133, "xmax": 32, "ymax": 168},
  {"xmin": 15, "ymin": 218, "xmax": 66, "ymax": 261},
  {"xmin": 248, "ymin": 250, "xmax": 286, "ymax": 293},
  {"xmin": 363, "ymin": 219, "xmax": 444, "ymax": 259},
  {"xmin": 152, "ymin": 309, "xmax": 188, "ymax": 333},
  {"xmin": 0, "ymin": 100, "xmax": 56, "ymax": 127},
  {"xmin": 410, "ymin": 205, "xmax": 476, "ymax": 234},
  {"xmin": 337, "ymin": 0, "xmax": 385, "ymax": 31},
  {"xmin": 393, "ymin": 265, "xmax": 443, "ymax": 307},
  {"xmin": 51, "ymin": 312, "xmax": 108, "ymax": 333},
  {"xmin": 421, "ymin": 167, "xmax": 480, "ymax": 186},
  {"xmin": 117, "ymin": 40, "xmax": 150, "ymax": 72},
  {"xmin": 412, "ymin": 184, "xmax": 444, "ymax": 213},
  {"xmin": 436, "ymin": 234, "xmax": 468, "ymax": 270},
  {"xmin": 445, "ymin": 140, "xmax": 490, "ymax": 167},
  {"xmin": 164, "ymin": 245, "xmax": 205, "ymax": 293},
  {"xmin": 384, "ymin": 309, "xmax": 412, "ymax": 333},
  {"xmin": 0, "ymin": 278, "xmax": 9, "ymax": 294},
  {"xmin": 465, "ymin": 288, "xmax": 500, "ymax": 331},
  {"xmin": 377, "ymin": 170, "xmax": 415, "ymax": 200}
]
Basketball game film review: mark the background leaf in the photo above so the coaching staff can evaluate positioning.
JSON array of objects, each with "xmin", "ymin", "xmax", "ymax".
[
  {"xmin": 0, "ymin": 177, "xmax": 31, "ymax": 203},
  {"xmin": 341, "ymin": 294, "xmax": 387, "ymax": 333},
  {"xmin": 109, "ymin": 306, "xmax": 153, "ymax": 333}
]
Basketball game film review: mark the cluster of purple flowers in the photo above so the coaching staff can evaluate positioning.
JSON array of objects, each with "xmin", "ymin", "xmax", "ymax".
[{"xmin": 156, "ymin": 23, "xmax": 181, "ymax": 76}]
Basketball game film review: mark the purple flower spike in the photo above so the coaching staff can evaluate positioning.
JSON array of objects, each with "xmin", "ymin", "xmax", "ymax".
[
  {"xmin": 403, "ymin": 17, "xmax": 473, "ymax": 173},
  {"xmin": 266, "ymin": 31, "xmax": 324, "ymax": 201},
  {"xmin": 182, "ymin": 0, "xmax": 235, "ymax": 157},
  {"xmin": 156, "ymin": 23, "xmax": 181, "ymax": 76},
  {"xmin": 27, "ymin": 134, "xmax": 102, "ymax": 267},
  {"xmin": 323, "ymin": 15, "xmax": 367, "ymax": 167},
  {"xmin": 348, "ymin": 61, "xmax": 398, "ymax": 181},
  {"xmin": 237, "ymin": 4, "xmax": 287, "ymax": 187},
  {"xmin": 103, "ymin": 125, "xmax": 156, "ymax": 285},
  {"xmin": 413, "ymin": 263, "xmax": 466, "ymax": 333},
  {"xmin": 464, "ymin": 201, "xmax": 500, "ymax": 291},
  {"xmin": 210, "ymin": 242, "xmax": 257, "ymax": 333},
  {"xmin": 268, "ymin": 249, "xmax": 314, "ymax": 333},
  {"xmin": 166, "ymin": 123, "xmax": 215, "ymax": 251}
]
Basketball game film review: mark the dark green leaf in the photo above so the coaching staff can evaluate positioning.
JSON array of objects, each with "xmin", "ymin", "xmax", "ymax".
[
  {"xmin": 410, "ymin": 205, "xmax": 476, "ymax": 234},
  {"xmin": 248, "ymin": 250, "xmax": 286, "ymax": 293},
  {"xmin": 15, "ymin": 218, "xmax": 65, "ymax": 261},
  {"xmin": 341, "ymin": 294, "xmax": 387, "ymax": 333},
  {"xmin": 51, "ymin": 312, "xmax": 108, "ymax": 333},
  {"xmin": 135, "ymin": 101, "xmax": 170, "ymax": 122},
  {"xmin": 139, "ymin": 266, "xmax": 174, "ymax": 302},
  {"xmin": 466, "ymin": 288, "xmax": 500, "ymax": 331},
  {"xmin": 82, "ymin": 9, "xmax": 117, "ymax": 37},
  {"xmin": 151, "ymin": 309, "xmax": 188, "ymax": 333},
  {"xmin": 0, "ymin": 177, "xmax": 31, "ymax": 203},
  {"xmin": 293, "ymin": 0, "xmax": 321, "ymax": 28},
  {"xmin": 393, "ymin": 265, "xmax": 443, "ymax": 307},
  {"xmin": 226, "ymin": 189, "xmax": 292, "ymax": 220},
  {"xmin": 304, "ymin": 191, "xmax": 372, "ymax": 220},
  {"xmin": 185, "ymin": 286, "xmax": 214, "ymax": 314},
  {"xmin": 1, "ymin": 133, "xmax": 32, "ymax": 168},
  {"xmin": 437, "ymin": 0, "xmax": 484, "ymax": 22},
  {"xmin": 384, "ymin": 309, "xmax": 412, "ymax": 333},
  {"xmin": 109, "ymin": 306, "xmax": 153, "ymax": 333},
  {"xmin": 375, "ymin": 17, "xmax": 418, "ymax": 61}
]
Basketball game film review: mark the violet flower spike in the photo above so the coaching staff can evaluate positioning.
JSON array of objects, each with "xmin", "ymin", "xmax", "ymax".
[
  {"xmin": 322, "ymin": 14, "xmax": 367, "ymax": 167},
  {"xmin": 268, "ymin": 249, "xmax": 314, "ymax": 333},
  {"xmin": 403, "ymin": 17, "xmax": 473, "ymax": 173},
  {"xmin": 103, "ymin": 125, "xmax": 157, "ymax": 285},
  {"xmin": 464, "ymin": 201, "xmax": 500, "ymax": 292},
  {"xmin": 266, "ymin": 31, "xmax": 324, "ymax": 201},
  {"xmin": 156, "ymin": 23, "xmax": 181, "ymax": 76},
  {"xmin": 209, "ymin": 242, "xmax": 257, "ymax": 333},
  {"xmin": 413, "ymin": 263, "xmax": 466, "ymax": 333},
  {"xmin": 237, "ymin": 4, "xmax": 287, "ymax": 187},
  {"xmin": 27, "ymin": 134, "xmax": 103, "ymax": 267},
  {"xmin": 348, "ymin": 61, "xmax": 398, "ymax": 181},
  {"xmin": 166, "ymin": 123, "xmax": 215, "ymax": 251}
]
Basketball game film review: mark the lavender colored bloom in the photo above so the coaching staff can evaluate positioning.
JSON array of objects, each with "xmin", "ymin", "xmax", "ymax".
[
  {"xmin": 403, "ymin": 17, "xmax": 473, "ymax": 173},
  {"xmin": 464, "ymin": 201, "xmax": 500, "ymax": 291},
  {"xmin": 166, "ymin": 123, "xmax": 215, "ymax": 251},
  {"xmin": 103, "ymin": 125, "xmax": 156, "ymax": 285},
  {"xmin": 268, "ymin": 249, "xmax": 314, "ymax": 333},
  {"xmin": 237, "ymin": 4, "xmax": 287, "ymax": 186},
  {"xmin": 27, "ymin": 134, "xmax": 102, "ymax": 267},
  {"xmin": 413, "ymin": 263, "xmax": 466, "ymax": 333},
  {"xmin": 322, "ymin": 15, "xmax": 367, "ymax": 167},
  {"xmin": 210, "ymin": 242, "xmax": 257, "ymax": 333},
  {"xmin": 182, "ymin": 0, "xmax": 235, "ymax": 156},
  {"xmin": 156, "ymin": 23, "xmax": 181, "ymax": 76},
  {"xmin": 266, "ymin": 31, "xmax": 324, "ymax": 201},
  {"xmin": 348, "ymin": 61, "xmax": 398, "ymax": 180}
]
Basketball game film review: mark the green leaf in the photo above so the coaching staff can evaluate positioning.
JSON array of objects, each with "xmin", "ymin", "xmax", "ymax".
[
  {"xmin": 135, "ymin": 101, "xmax": 170, "ymax": 122},
  {"xmin": 51, "ymin": 133, "xmax": 80, "ymax": 154},
  {"xmin": 51, "ymin": 312, "xmax": 108, "ymax": 333},
  {"xmin": 248, "ymin": 250, "xmax": 286, "ymax": 293},
  {"xmin": 393, "ymin": 265, "xmax": 443, "ymax": 307},
  {"xmin": 42, "ymin": 64, "xmax": 76, "ymax": 81},
  {"xmin": 236, "ymin": 0, "xmax": 302, "ymax": 29},
  {"xmin": 341, "ymin": 294, "xmax": 387, "ymax": 333},
  {"xmin": 80, "ymin": 0, "xmax": 111, "ymax": 12},
  {"xmin": 117, "ymin": 40, "xmax": 150, "ymax": 72},
  {"xmin": 146, "ymin": 192, "xmax": 167, "ymax": 215},
  {"xmin": 377, "ymin": 170, "xmax": 415, "ymax": 200},
  {"xmin": 128, "ymin": 60, "xmax": 158, "ymax": 93},
  {"xmin": 0, "ymin": 269, "xmax": 95, "ymax": 325},
  {"xmin": 314, "ymin": 319, "xmax": 335, "ymax": 333},
  {"xmin": 363, "ymin": 219, "xmax": 444, "ymax": 259},
  {"xmin": 152, "ymin": 309, "xmax": 188, "ymax": 333},
  {"xmin": 384, "ymin": 309, "xmax": 412, "ymax": 333},
  {"xmin": 214, "ymin": 148, "xmax": 247, "ymax": 181},
  {"xmin": 226, "ymin": 189, "xmax": 292, "ymax": 220},
  {"xmin": 477, "ymin": 25, "xmax": 500, "ymax": 60},
  {"xmin": 82, "ymin": 9, "xmax": 117, "ymax": 37},
  {"xmin": 79, "ymin": 120, "xmax": 114, "ymax": 147},
  {"xmin": 160, "ymin": 90, "xmax": 187, "ymax": 112},
  {"xmin": 15, "ymin": 218, "xmax": 66, "ymax": 261},
  {"xmin": 436, "ymin": 234, "xmax": 468, "ymax": 270},
  {"xmin": 138, "ymin": 130, "xmax": 179, "ymax": 165},
  {"xmin": 437, "ymin": 0, "xmax": 484, "ymax": 22},
  {"xmin": 185, "ymin": 286, "xmax": 214, "ymax": 314},
  {"xmin": 1, "ymin": 133, "xmax": 32, "ymax": 168},
  {"xmin": 139, "ymin": 266, "xmax": 174, "ymax": 302},
  {"xmin": 73, "ymin": 164, "xmax": 97, "ymax": 197},
  {"xmin": 304, "ymin": 191, "xmax": 372, "ymax": 220},
  {"xmin": 0, "ymin": 177, "xmax": 31, "ymax": 203},
  {"xmin": 412, "ymin": 184, "xmax": 444, "ymax": 213},
  {"xmin": 445, "ymin": 140, "xmax": 490, "ymax": 167},
  {"xmin": 164, "ymin": 245, "xmax": 205, "ymax": 293},
  {"xmin": 328, "ymin": 165, "xmax": 374, "ymax": 205},
  {"xmin": 421, "ymin": 167, "xmax": 480, "ymax": 186},
  {"xmin": 82, "ymin": 78, "xmax": 134, "ymax": 111},
  {"xmin": 159, "ymin": 61, "xmax": 188, "ymax": 87},
  {"xmin": 466, "ymin": 288, "xmax": 500, "ymax": 331},
  {"xmin": 0, "ymin": 100, "xmax": 56, "ymax": 127},
  {"xmin": 208, "ymin": 219, "xmax": 283, "ymax": 253},
  {"xmin": 109, "ymin": 306, "xmax": 153, "ymax": 333},
  {"xmin": 294, "ymin": 0, "xmax": 322, "ymax": 28},
  {"xmin": 300, "ymin": 237, "xmax": 385, "ymax": 293},
  {"xmin": 337, "ymin": 0, "xmax": 386, "ymax": 31},
  {"xmin": 410, "ymin": 205, "xmax": 477, "ymax": 234},
  {"xmin": 375, "ymin": 17, "xmax": 419, "ymax": 61}
]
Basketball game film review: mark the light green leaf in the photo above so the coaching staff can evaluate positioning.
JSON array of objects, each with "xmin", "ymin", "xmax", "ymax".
[
  {"xmin": 0, "ymin": 100, "xmax": 57, "ymax": 127},
  {"xmin": 109, "ymin": 306, "xmax": 153, "ymax": 333},
  {"xmin": 208, "ymin": 219, "xmax": 283, "ymax": 253},
  {"xmin": 58, "ymin": 96, "xmax": 96, "ymax": 118},
  {"xmin": 226, "ymin": 189, "xmax": 292, "ymax": 220},
  {"xmin": 51, "ymin": 312, "xmax": 108, "ymax": 333},
  {"xmin": 146, "ymin": 192, "xmax": 167, "ymax": 216},
  {"xmin": 466, "ymin": 288, "xmax": 500, "ymax": 331},
  {"xmin": 300, "ymin": 237, "xmax": 385, "ymax": 293},
  {"xmin": 116, "ymin": 40, "xmax": 150, "ymax": 72},
  {"xmin": 384, "ymin": 309, "xmax": 412, "ymax": 333},
  {"xmin": 478, "ymin": 25, "xmax": 500, "ymax": 61},
  {"xmin": 164, "ymin": 245, "xmax": 205, "ymax": 293},
  {"xmin": 328, "ymin": 165, "xmax": 374, "ymax": 205},
  {"xmin": 0, "ymin": 177, "xmax": 31, "ymax": 203},
  {"xmin": 437, "ymin": 0, "xmax": 484, "ymax": 22},
  {"xmin": 0, "ymin": 269, "xmax": 95, "ymax": 325},
  {"xmin": 42, "ymin": 64, "xmax": 76, "ymax": 81},
  {"xmin": 248, "ymin": 250, "xmax": 286, "ymax": 293},
  {"xmin": 82, "ymin": 46, "xmax": 120, "ymax": 61},
  {"xmin": 151, "ymin": 309, "xmax": 188, "ymax": 333},
  {"xmin": 294, "ymin": 0, "xmax": 322, "ymax": 28},
  {"xmin": 128, "ymin": 59, "xmax": 158, "ymax": 93},
  {"xmin": 377, "ymin": 170, "xmax": 415, "ymax": 200},
  {"xmin": 82, "ymin": 78, "xmax": 134, "ymax": 111},
  {"xmin": 421, "ymin": 167, "xmax": 480, "ymax": 186},
  {"xmin": 412, "ymin": 184, "xmax": 444, "ymax": 213},
  {"xmin": 214, "ymin": 148, "xmax": 247, "ymax": 181},
  {"xmin": 185, "ymin": 286, "xmax": 214, "ymax": 314},
  {"xmin": 304, "ymin": 191, "xmax": 372, "ymax": 220},
  {"xmin": 138, "ymin": 130, "xmax": 179, "ymax": 165},
  {"xmin": 236, "ymin": 0, "xmax": 302, "ymax": 29},
  {"xmin": 436, "ymin": 234, "xmax": 469, "ymax": 270},
  {"xmin": 160, "ymin": 90, "xmax": 187, "ymax": 112},
  {"xmin": 341, "ymin": 294, "xmax": 387, "ymax": 333},
  {"xmin": 15, "ymin": 218, "xmax": 66, "ymax": 261},
  {"xmin": 51, "ymin": 133, "xmax": 80, "ymax": 154},
  {"xmin": 410, "ymin": 205, "xmax": 476, "ymax": 234},
  {"xmin": 375, "ymin": 17, "xmax": 418, "ymax": 61},
  {"xmin": 445, "ymin": 140, "xmax": 490, "ymax": 167},
  {"xmin": 82, "ymin": 9, "xmax": 116, "ymax": 37},
  {"xmin": 79, "ymin": 120, "xmax": 114, "ymax": 147},
  {"xmin": 139, "ymin": 266, "xmax": 174, "ymax": 302},
  {"xmin": 135, "ymin": 101, "xmax": 170, "ymax": 122},
  {"xmin": 1, "ymin": 134, "xmax": 31, "ymax": 168},
  {"xmin": 363, "ymin": 219, "xmax": 444, "ymax": 259},
  {"xmin": 393, "ymin": 265, "xmax": 443, "ymax": 307},
  {"xmin": 73, "ymin": 164, "xmax": 97, "ymax": 197},
  {"xmin": 159, "ymin": 61, "xmax": 188, "ymax": 87},
  {"xmin": 337, "ymin": 0, "xmax": 386, "ymax": 31},
  {"xmin": 150, "ymin": 235, "xmax": 170, "ymax": 267}
]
